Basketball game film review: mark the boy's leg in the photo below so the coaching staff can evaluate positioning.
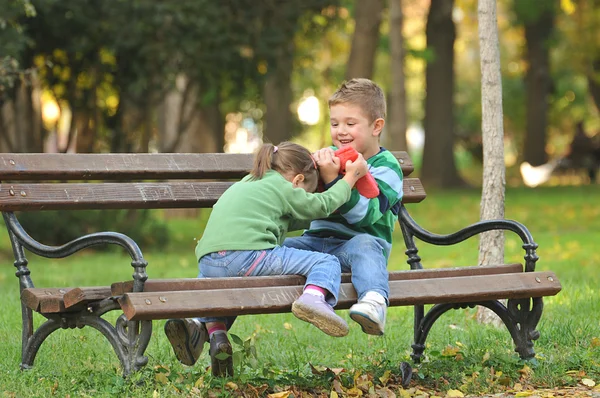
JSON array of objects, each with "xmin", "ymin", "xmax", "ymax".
[{"xmin": 331, "ymin": 234, "xmax": 389, "ymax": 335}]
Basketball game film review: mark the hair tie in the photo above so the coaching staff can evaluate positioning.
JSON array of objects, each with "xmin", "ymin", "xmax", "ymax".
[{"xmin": 273, "ymin": 146, "xmax": 279, "ymax": 153}]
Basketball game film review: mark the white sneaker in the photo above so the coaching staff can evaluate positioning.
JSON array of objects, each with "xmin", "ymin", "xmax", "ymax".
[{"xmin": 349, "ymin": 291, "xmax": 387, "ymax": 335}]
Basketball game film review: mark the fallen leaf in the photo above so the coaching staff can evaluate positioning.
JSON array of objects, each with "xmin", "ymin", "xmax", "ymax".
[
  {"xmin": 379, "ymin": 370, "xmax": 391, "ymax": 386},
  {"xmin": 283, "ymin": 322, "xmax": 292, "ymax": 330},
  {"xmin": 446, "ymin": 389, "xmax": 464, "ymax": 397},
  {"xmin": 194, "ymin": 376, "xmax": 204, "ymax": 388},
  {"xmin": 155, "ymin": 373, "xmax": 168, "ymax": 384},
  {"xmin": 225, "ymin": 381, "xmax": 238, "ymax": 390},
  {"xmin": 515, "ymin": 392, "xmax": 533, "ymax": 397},
  {"xmin": 582, "ymin": 378, "xmax": 596, "ymax": 387},
  {"xmin": 267, "ymin": 392, "xmax": 290, "ymax": 398},
  {"xmin": 591, "ymin": 337, "xmax": 600, "ymax": 347}
]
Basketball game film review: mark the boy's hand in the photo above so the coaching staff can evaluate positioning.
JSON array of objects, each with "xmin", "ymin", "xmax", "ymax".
[{"xmin": 313, "ymin": 148, "xmax": 340, "ymax": 184}]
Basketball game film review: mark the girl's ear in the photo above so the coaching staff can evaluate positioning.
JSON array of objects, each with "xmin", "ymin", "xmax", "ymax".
[{"xmin": 291, "ymin": 173, "xmax": 305, "ymax": 187}]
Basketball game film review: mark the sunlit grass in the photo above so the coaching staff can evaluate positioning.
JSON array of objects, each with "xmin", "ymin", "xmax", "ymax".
[{"xmin": 0, "ymin": 185, "xmax": 598, "ymax": 396}]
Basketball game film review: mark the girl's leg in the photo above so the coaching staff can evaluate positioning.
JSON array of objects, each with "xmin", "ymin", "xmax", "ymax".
[{"xmin": 248, "ymin": 246, "xmax": 348, "ymax": 337}]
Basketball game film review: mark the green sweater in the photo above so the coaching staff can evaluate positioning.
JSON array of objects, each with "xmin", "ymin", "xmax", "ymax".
[{"xmin": 195, "ymin": 170, "xmax": 351, "ymax": 261}]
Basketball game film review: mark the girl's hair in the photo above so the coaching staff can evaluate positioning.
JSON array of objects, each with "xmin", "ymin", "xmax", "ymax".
[{"xmin": 250, "ymin": 141, "xmax": 318, "ymax": 187}]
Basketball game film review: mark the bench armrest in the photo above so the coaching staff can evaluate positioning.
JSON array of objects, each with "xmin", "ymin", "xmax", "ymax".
[
  {"xmin": 2, "ymin": 212, "xmax": 148, "ymax": 292},
  {"xmin": 399, "ymin": 206, "xmax": 539, "ymax": 272}
]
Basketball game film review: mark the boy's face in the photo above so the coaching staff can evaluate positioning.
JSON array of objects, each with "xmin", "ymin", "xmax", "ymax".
[{"xmin": 329, "ymin": 103, "xmax": 384, "ymax": 160}]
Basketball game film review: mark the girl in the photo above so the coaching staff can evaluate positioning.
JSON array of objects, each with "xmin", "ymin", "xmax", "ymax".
[{"xmin": 165, "ymin": 141, "xmax": 368, "ymax": 377}]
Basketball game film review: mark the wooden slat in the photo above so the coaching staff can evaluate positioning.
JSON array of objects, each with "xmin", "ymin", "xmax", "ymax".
[
  {"xmin": 0, "ymin": 152, "xmax": 414, "ymax": 181},
  {"xmin": 119, "ymin": 271, "xmax": 561, "ymax": 321},
  {"xmin": 63, "ymin": 286, "xmax": 114, "ymax": 309},
  {"xmin": 22, "ymin": 287, "xmax": 112, "ymax": 314},
  {"xmin": 112, "ymin": 263, "xmax": 523, "ymax": 295},
  {"xmin": 0, "ymin": 178, "xmax": 425, "ymax": 211},
  {"xmin": 21, "ymin": 288, "xmax": 72, "ymax": 312},
  {"xmin": 0, "ymin": 153, "xmax": 253, "ymax": 180}
]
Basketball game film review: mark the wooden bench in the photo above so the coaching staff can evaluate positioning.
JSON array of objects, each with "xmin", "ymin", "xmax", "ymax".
[{"xmin": 0, "ymin": 152, "xmax": 562, "ymax": 377}]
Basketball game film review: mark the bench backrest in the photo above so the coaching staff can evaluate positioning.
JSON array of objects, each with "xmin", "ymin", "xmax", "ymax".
[{"xmin": 0, "ymin": 152, "xmax": 425, "ymax": 211}]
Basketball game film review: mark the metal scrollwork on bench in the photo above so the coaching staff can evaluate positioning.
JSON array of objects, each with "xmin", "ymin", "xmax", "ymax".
[
  {"xmin": 397, "ymin": 205, "xmax": 543, "ymax": 363},
  {"xmin": 2, "ymin": 211, "xmax": 151, "ymax": 376}
]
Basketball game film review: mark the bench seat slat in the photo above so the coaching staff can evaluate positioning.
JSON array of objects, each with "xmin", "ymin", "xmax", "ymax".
[
  {"xmin": 0, "ymin": 178, "xmax": 426, "ymax": 211},
  {"xmin": 22, "ymin": 287, "xmax": 112, "ymax": 314},
  {"xmin": 111, "ymin": 263, "xmax": 523, "ymax": 295},
  {"xmin": 119, "ymin": 271, "xmax": 561, "ymax": 321},
  {"xmin": 0, "ymin": 152, "xmax": 415, "ymax": 180}
]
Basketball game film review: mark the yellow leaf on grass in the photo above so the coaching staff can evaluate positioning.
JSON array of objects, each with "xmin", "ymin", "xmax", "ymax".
[
  {"xmin": 518, "ymin": 365, "xmax": 532, "ymax": 377},
  {"xmin": 591, "ymin": 337, "xmax": 600, "ymax": 347},
  {"xmin": 441, "ymin": 345, "xmax": 460, "ymax": 357},
  {"xmin": 515, "ymin": 392, "xmax": 534, "ymax": 397},
  {"xmin": 330, "ymin": 391, "xmax": 339, "ymax": 398},
  {"xmin": 155, "ymin": 372, "xmax": 168, "ymax": 384},
  {"xmin": 446, "ymin": 389, "xmax": 464, "ymax": 397},
  {"xmin": 267, "ymin": 392, "xmax": 290, "ymax": 398},
  {"xmin": 346, "ymin": 387, "xmax": 363, "ymax": 396},
  {"xmin": 194, "ymin": 377, "xmax": 204, "ymax": 388},
  {"xmin": 284, "ymin": 322, "xmax": 293, "ymax": 330},
  {"xmin": 225, "ymin": 381, "xmax": 238, "ymax": 390},
  {"xmin": 582, "ymin": 378, "xmax": 596, "ymax": 387},
  {"xmin": 379, "ymin": 370, "xmax": 391, "ymax": 385}
]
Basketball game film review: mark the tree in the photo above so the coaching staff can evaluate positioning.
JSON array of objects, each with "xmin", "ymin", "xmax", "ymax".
[
  {"xmin": 345, "ymin": 0, "xmax": 384, "ymax": 79},
  {"xmin": 387, "ymin": 0, "xmax": 408, "ymax": 151},
  {"xmin": 0, "ymin": 0, "xmax": 42, "ymax": 153},
  {"xmin": 477, "ymin": 0, "xmax": 505, "ymax": 324},
  {"xmin": 421, "ymin": 0, "xmax": 464, "ymax": 188},
  {"xmin": 515, "ymin": 1, "xmax": 557, "ymax": 166}
]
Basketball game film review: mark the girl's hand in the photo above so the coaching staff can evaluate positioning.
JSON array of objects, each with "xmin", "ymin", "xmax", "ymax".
[{"xmin": 343, "ymin": 153, "xmax": 369, "ymax": 188}]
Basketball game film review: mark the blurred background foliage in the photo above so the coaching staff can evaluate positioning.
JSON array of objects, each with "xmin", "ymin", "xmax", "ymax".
[{"xmin": 1, "ymin": 0, "xmax": 599, "ymax": 241}]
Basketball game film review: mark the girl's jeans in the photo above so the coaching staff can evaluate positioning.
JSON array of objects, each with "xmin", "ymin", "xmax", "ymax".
[
  {"xmin": 197, "ymin": 246, "xmax": 342, "ymax": 327},
  {"xmin": 283, "ymin": 233, "xmax": 390, "ymax": 303}
]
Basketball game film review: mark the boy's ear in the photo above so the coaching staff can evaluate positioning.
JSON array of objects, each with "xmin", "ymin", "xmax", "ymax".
[
  {"xmin": 372, "ymin": 118, "xmax": 385, "ymax": 137},
  {"xmin": 291, "ymin": 173, "xmax": 305, "ymax": 187}
]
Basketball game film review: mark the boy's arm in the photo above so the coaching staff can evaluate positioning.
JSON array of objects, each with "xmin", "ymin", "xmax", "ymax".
[{"xmin": 336, "ymin": 156, "xmax": 403, "ymax": 227}]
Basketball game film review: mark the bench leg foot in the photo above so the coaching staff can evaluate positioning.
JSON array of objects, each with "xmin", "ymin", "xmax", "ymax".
[
  {"xmin": 410, "ymin": 298, "xmax": 543, "ymax": 362},
  {"xmin": 21, "ymin": 317, "xmax": 62, "ymax": 370},
  {"xmin": 115, "ymin": 315, "xmax": 153, "ymax": 377},
  {"xmin": 20, "ymin": 311, "xmax": 153, "ymax": 377}
]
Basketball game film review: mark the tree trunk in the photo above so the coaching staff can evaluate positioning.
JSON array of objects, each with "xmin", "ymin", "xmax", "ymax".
[
  {"xmin": 386, "ymin": 0, "xmax": 408, "ymax": 151},
  {"xmin": 421, "ymin": 0, "xmax": 464, "ymax": 188},
  {"xmin": 263, "ymin": 39, "xmax": 295, "ymax": 145},
  {"xmin": 345, "ymin": 0, "xmax": 384, "ymax": 79},
  {"xmin": 522, "ymin": 4, "xmax": 554, "ymax": 166},
  {"xmin": 157, "ymin": 74, "xmax": 223, "ymax": 154},
  {"xmin": 477, "ymin": 0, "xmax": 505, "ymax": 326},
  {"xmin": 588, "ymin": 58, "xmax": 600, "ymax": 113},
  {"xmin": 0, "ymin": 75, "xmax": 43, "ymax": 153}
]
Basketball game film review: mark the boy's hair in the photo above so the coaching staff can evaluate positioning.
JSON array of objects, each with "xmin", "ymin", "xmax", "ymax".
[
  {"xmin": 328, "ymin": 78, "xmax": 386, "ymax": 123},
  {"xmin": 250, "ymin": 141, "xmax": 319, "ymax": 187}
]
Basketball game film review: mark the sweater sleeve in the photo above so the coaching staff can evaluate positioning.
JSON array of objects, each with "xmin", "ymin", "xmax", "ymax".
[
  {"xmin": 283, "ymin": 179, "xmax": 351, "ymax": 224},
  {"xmin": 336, "ymin": 154, "xmax": 403, "ymax": 227}
]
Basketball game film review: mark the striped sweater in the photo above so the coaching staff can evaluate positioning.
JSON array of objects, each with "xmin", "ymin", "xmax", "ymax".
[{"xmin": 305, "ymin": 147, "xmax": 404, "ymax": 257}]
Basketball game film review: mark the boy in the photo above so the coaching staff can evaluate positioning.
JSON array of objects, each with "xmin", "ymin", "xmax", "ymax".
[{"xmin": 283, "ymin": 78, "xmax": 404, "ymax": 335}]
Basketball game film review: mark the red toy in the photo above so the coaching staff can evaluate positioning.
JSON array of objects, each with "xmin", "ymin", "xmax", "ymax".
[{"xmin": 334, "ymin": 146, "xmax": 380, "ymax": 198}]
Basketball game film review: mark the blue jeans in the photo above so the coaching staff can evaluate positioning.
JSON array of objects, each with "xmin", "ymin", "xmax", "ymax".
[
  {"xmin": 283, "ymin": 233, "xmax": 390, "ymax": 303},
  {"xmin": 197, "ymin": 246, "xmax": 342, "ymax": 326}
]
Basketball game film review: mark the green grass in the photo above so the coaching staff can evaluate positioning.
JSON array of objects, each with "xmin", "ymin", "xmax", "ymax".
[{"xmin": 0, "ymin": 186, "xmax": 599, "ymax": 397}]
